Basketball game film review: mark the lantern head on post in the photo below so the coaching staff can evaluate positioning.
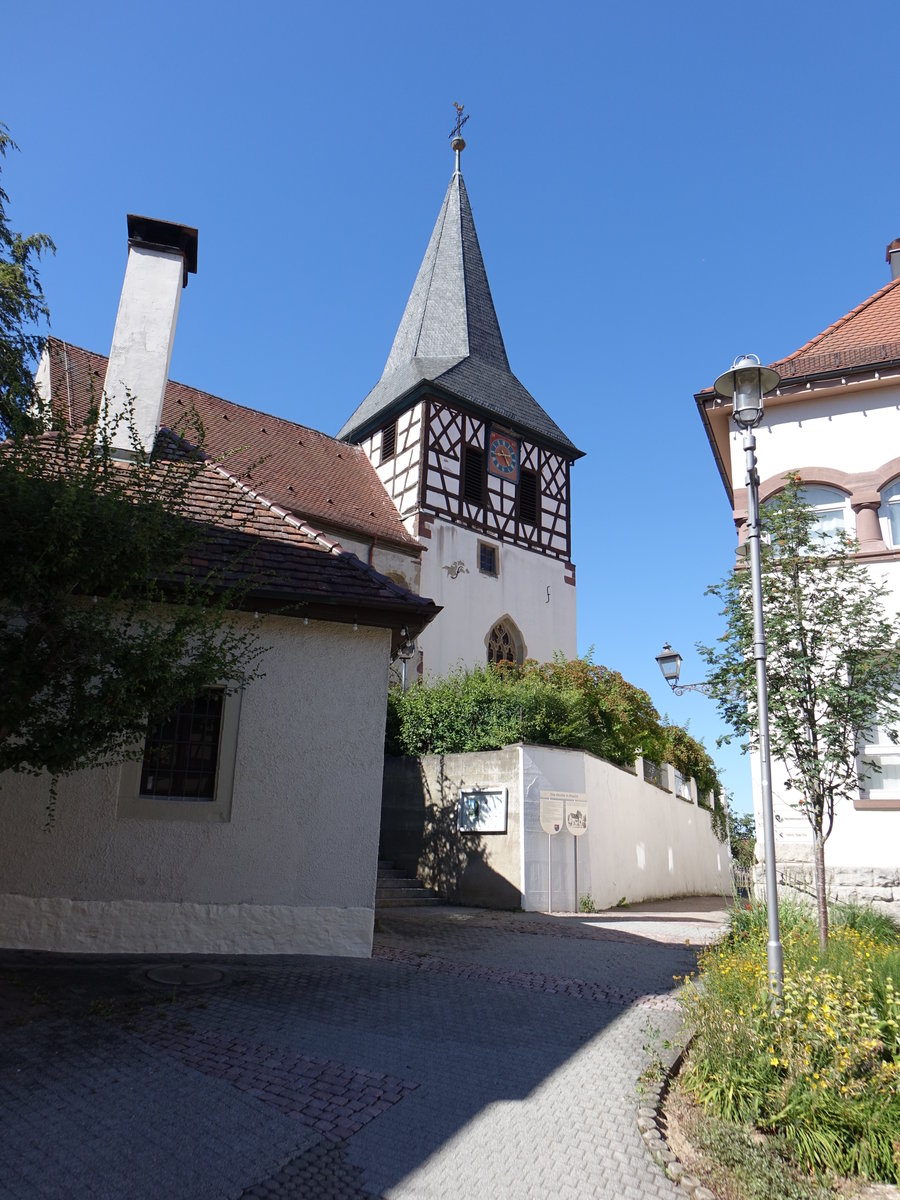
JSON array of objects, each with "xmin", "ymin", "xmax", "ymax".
[
  {"xmin": 714, "ymin": 354, "xmax": 781, "ymax": 429},
  {"xmin": 656, "ymin": 643, "xmax": 683, "ymax": 688}
]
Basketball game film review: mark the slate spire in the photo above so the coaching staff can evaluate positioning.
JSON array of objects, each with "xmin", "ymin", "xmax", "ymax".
[
  {"xmin": 381, "ymin": 154, "xmax": 510, "ymax": 376},
  {"xmin": 338, "ymin": 141, "xmax": 582, "ymax": 459}
]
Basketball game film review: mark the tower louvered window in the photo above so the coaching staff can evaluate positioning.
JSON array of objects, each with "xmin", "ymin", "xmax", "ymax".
[
  {"xmin": 381, "ymin": 420, "xmax": 396, "ymax": 463},
  {"xmin": 463, "ymin": 445, "xmax": 485, "ymax": 505},
  {"xmin": 518, "ymin": 468, "xmax": 538, "ymax": 525}
]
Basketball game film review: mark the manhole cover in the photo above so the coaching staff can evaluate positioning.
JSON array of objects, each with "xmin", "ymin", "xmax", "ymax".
[{"xmin": 144, "ymin": 964, "xmax": 225, "ymax": 987}]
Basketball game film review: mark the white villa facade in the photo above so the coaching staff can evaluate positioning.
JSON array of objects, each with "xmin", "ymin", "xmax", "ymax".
[{"xmin": 697, "ymin": 240, "xmax": 900, "ymax": 915}]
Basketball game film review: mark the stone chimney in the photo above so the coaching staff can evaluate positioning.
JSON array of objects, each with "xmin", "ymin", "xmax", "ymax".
[
  {"xmin": 103, "ymin": 215, "xmax": 198, "ymax": 456},
  {"xmin": 886, "ymin": 237, "xmax": 900, "ymax": 281}
]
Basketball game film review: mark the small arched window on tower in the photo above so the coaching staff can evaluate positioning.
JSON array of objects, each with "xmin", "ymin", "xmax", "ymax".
[{"xmin": 486, "ymin": 617, "xmax": 525, "ymax": 666}]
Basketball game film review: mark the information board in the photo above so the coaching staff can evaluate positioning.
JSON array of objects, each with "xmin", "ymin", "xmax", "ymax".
[{"xmin": 458, "ymin": 787, "xmax": 508, "ymax": 833}]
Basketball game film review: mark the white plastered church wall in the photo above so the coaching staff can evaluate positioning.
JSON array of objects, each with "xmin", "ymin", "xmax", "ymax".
[
  {"xmin": 0, "ymin": 616, "xmax": 390, "ymax": 955},
  {"xmin": 416, "ymin": 518, "xmax": 577, "ymax": 676}
]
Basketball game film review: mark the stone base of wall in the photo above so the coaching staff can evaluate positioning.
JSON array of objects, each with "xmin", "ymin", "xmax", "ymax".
[
  {"xmin": 0, "ymin": 894, "xmax": 374, "ymax": 957},
  {"xmin": 754, "ymin": 860, "xmax": 900, "ymax": 921}
]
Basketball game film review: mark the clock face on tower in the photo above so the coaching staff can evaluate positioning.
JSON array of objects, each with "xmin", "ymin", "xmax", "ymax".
[{"xmin": 487, "ymin": 431, "xmax": 520, "ymax": 482}]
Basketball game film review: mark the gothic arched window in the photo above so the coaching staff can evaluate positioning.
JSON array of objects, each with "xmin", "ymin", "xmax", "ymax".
[{"xmin": 486, "ymin": 617, "xmax": 525, "ymax": 666}]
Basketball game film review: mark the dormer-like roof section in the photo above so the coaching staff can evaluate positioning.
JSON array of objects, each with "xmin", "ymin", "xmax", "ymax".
[
  {"xmin": 774, "ymin": 275, "xmax": 900, "ymax": 379},
  {"xmin": 695, "ymin": 271, "xmax": 900, "ymax": 505},
  {"xmin": 338, "ymin": 168, "xmax": 583, "ymax": 459},
  {"xmin": 41, "ymin": 338, "xmax": 420, "ymax": 553}
]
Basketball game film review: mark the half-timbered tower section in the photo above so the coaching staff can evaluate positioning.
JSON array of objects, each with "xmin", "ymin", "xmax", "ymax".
[{"xmin": 340, "ymin": 137, "xmax": 584, "ymax": 677}]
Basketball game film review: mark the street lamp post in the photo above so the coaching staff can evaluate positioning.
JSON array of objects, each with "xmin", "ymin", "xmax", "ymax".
[{"xmin": 713, "ymin": 354, "xmax": 784, "ymax": 999}]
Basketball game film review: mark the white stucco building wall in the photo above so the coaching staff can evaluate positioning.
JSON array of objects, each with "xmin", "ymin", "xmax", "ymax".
[
  {"xmin": 0, "ymin": 615, "xmax": 391, "ymax": 956},
  {"xmin": 727, "ymin": 380, "xmax": 900, "ymax": 485}
]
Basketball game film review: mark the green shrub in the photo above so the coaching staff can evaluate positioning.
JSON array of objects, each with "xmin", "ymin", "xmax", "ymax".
[
  {"xmin": 682, "ymin": 899, "xmax": 900, "ymax": 1183},
  {"xmin": 677, "ymin": 1095, "xmax": 831, "ymax": 1200},
  {"xmin": 830, "ymin": 901, "xmax": 900, "ymax": 945},
  {"xmin": 387, "ymin": 657, "xmax": 724, "ymax": 808},
  {"xmin": 724, "ymin": 896, "xmax": 816, "ymax": 949}
]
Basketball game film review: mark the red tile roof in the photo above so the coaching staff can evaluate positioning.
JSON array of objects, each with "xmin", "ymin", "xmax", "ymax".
[
  {"xmin": 774, "ymin": 276, "xmax": 900, "ymax": 380},
  {"xmin": 14, "ymin": 430, "xmax": 439, "ymax": 646},
  {"xmin": 42, "ymin": 339, "xmax": 420, "ymax": 552}
]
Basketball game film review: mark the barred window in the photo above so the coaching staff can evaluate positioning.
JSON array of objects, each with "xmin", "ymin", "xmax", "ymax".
[
  {"xmin": 140, "ymin": 689, "xmax": 225, "ymax": 801},
  {"xmin": 119, "ymin": 685, "xmax": 242, "ymax": 822},
  {"xmin": 479, "ymin": 542, "xmax": 498, "ymax": 576}
]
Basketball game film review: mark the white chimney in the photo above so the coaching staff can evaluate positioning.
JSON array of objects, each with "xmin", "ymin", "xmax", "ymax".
[
  {"xmin": 886, "ymin": 237, "xmax": 900, "ymax": 282},
  {"xmin": 103, "ymin": 215, "xmax": 198, "ymax": 456}
]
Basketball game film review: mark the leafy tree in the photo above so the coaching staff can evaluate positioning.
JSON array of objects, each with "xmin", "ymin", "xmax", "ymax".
[
  {"xmin": 0, "ymin": 123, "xmax": 54, "ymax": 435},
  {"xmin": 728, "ymin": 810, "xmax": 756, "ymax": 871},
  {"xmin": 701, "ymin": 474, "xmax": 900, "ymax": 945},
  {"xmin": 0, "ymin": 408, "xmax": 265, "ymax": 806},
  {"xmin": 0, "ymin": 127, "xmax": 264, "ymax": 810},
  {"xmin": 660, "ymin": 721, "xmax": 720, "ymax": 805}
]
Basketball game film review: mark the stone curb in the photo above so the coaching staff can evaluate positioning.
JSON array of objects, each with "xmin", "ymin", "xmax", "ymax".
[{"xmin": 636, "ymin": 1037, "xmax": 719, "ymax": 1200}]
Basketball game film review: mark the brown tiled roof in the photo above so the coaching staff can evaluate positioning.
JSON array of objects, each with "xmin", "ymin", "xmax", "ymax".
[
  {"xmin": 42, "ymin": 339, "xmax": 420, "ymax": 552},
  {"xmin": 774, "ymin": 276, "xmax": 900, "ymax": 380},
  {"xmin": 13, "ymin": 430, "xmax": 439, "ymax": 647}
]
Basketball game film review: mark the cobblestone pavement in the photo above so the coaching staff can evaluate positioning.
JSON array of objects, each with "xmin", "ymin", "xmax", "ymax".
[{"xmin": 0, "ymin": 899, "xmax": 728, "ymax": 1200}]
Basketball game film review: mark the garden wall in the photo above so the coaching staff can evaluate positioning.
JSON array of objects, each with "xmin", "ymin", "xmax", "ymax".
[{"xmin": 381, "ymin": 744, "xmax": 731, "ymax": 910}]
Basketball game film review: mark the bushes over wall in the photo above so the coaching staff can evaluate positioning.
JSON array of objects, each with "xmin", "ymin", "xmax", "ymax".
[{"xmin": 385, "ymin": 656, "xmax": 721, "ymax": 801}]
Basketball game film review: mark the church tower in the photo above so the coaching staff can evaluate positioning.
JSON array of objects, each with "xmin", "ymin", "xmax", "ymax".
[{"xmin": 338, "ymin": 126, "xmax": 583, "ymax": 678}]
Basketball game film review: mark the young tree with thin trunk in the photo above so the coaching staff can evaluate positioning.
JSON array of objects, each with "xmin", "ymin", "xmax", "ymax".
[{"xmin": 700, "ymin": 474, "xmax": 900, "ymax": 947}]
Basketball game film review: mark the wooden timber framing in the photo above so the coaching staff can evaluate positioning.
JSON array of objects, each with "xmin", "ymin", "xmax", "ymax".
[{"xmin": 419, "ymin": 396, "xmax": 571, "ymax": 560}]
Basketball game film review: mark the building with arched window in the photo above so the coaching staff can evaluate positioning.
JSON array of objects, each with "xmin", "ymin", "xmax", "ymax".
[{"xmin": 696, "ymin": 237, "xmax": 900, "ymax": 917}]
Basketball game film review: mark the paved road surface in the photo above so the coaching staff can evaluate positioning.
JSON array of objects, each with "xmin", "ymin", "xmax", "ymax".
[{"xmin": 0, "ymin": 898, "xmax": 729, "ymax": 1199}]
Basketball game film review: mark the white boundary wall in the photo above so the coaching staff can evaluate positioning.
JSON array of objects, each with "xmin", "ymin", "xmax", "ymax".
[
  {"xmin": 520, "ymin": 746, "xmax": 730, "ymax": 911},
  {"xmin": 381, "ymin": 744, "xmax": 730, "ymax": 910}
]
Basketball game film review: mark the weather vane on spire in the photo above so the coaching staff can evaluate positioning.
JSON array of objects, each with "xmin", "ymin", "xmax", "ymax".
[
  {"xmin": 449, "ymin": 102, "xmax": 470, "ymax": 141},
  {"xmin": 449, "ymin": 102, "xmax": 469, "ymax": 172}
]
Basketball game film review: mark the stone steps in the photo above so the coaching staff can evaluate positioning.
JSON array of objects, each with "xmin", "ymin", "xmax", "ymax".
[{"xmin": 376, "ymin": 860, "xmax": 441, "ymax": 908}]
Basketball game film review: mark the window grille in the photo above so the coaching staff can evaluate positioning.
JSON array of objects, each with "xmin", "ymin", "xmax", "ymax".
[
  {"xmin": 479, "ymin": 543, "xmax": 498, "ymax": 575},
  {"xmin": 140, "ymin": 689, "xmax": 225, "ymax": 801},
  {"xmin": 487, "ymin": 619, "xmax": 523, "ymax": 666}
]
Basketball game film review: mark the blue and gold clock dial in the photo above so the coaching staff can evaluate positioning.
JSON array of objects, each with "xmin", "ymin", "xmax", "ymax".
[{"xmin": 488, "ymin": 432, "xmax": 519, "ymax": 481}]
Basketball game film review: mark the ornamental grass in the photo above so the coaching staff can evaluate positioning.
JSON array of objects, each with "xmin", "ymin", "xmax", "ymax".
[{"xmin": 680, "ymin": 899, "xmax": 900, "ymax": 1183}]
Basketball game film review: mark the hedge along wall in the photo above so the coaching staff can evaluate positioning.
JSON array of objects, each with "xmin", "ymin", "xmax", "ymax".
[{"xmin": 381, "ymin": 744, "xmax": 731, "ymax": 911}]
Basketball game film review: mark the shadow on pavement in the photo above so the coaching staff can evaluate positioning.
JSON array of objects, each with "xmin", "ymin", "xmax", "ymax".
[{"xmin": 0, "ymin": 904, "xmax": 726, "ymax": 1200}]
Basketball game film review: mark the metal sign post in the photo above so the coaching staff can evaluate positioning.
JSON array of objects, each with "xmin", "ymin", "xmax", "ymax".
[
  {"xmin": 541, "ymin": 791, "xmax": 587, "ymax": 913},
  {"xmin": 539, "ymin": 795, "xmax": 564, "ymax": 913},
  {"xmin": 565, "ymin": 801, "xmax": 588, "ymax": 911}
]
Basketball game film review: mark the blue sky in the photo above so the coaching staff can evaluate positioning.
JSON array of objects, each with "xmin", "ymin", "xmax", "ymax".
[{"xmin": 5, "ymin": 1, "xmax": 900, "ymax": 813}]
